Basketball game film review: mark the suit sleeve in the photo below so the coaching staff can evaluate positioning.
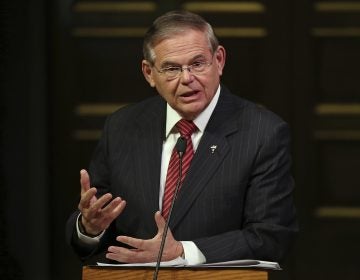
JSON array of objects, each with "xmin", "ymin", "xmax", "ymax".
[
  {"xmin": 193, "ymin": 120, "xmax": 298, "ymax": 263},
  {"xmin": 65, "ymin": 116, "xmax": 118, "ymax": 261}
]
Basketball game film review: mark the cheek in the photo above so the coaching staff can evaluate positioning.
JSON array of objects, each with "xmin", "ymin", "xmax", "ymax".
[
  {"xmin": 155, "ymin": 83, "xmax": 176, "ymax": 101},
  {"xmin": 202, "ymin": 75, "xmax": 219, "ymax": 94}
]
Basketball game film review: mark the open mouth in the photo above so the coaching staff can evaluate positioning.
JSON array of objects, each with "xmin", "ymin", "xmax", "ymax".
[{"xmin": 180, "ymin": 91, "xmax": 198, "ymax": 98}]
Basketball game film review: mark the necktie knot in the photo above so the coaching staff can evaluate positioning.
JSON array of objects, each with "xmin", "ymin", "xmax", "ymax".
[{"xmin": 176, "ymin": 119, "xmax": 197, "ymax": 138}]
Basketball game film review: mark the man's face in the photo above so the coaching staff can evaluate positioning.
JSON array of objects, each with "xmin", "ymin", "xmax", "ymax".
[{"xmin": 142, "ymin": 29, "xmax": 226, "ymax": 120}]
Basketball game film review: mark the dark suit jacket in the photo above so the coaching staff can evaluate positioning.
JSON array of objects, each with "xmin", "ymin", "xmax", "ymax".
[{"xmin": 66, "ymin": 85, "xmax": 298, "ymax": 263}]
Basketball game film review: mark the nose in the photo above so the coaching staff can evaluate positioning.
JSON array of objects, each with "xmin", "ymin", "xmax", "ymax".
[{"xmin": 180, "ymin": 67, "xmax": 194, "ymax": 83}]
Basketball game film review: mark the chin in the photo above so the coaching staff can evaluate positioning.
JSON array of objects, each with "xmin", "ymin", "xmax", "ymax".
[{"xmin": 180, "ymin": 109, "xmax": 202, "ymax": 120}]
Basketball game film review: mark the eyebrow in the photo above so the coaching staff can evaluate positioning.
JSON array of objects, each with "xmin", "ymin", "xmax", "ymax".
[{"xmin": 159, "ymin": 54, "xmax": 207, "ymax": 68}]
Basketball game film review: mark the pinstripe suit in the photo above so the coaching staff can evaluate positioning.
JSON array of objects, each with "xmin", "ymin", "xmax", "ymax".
[{"xmin": 66, "ymin": 85, "xmax": 298, "ymax": 263}]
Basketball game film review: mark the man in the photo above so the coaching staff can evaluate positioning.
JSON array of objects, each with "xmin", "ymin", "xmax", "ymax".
[{"xmin": 66, "ymin": 10, "xmax": 298, "ymax": 265}]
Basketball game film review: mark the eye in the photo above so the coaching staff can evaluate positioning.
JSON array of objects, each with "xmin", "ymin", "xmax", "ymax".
[
  {"xmin": 191, "ymin": 61, "xmax": 206, "ymax": 69},
  {"xmin": 163, "ymin": 66, "xmax": 181, "ymax": 73}
]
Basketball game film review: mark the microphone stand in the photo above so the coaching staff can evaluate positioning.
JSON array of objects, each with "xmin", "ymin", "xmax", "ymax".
[{"xmin": 153, "ymin": 137, "xmax": 186, "ymax": 280}]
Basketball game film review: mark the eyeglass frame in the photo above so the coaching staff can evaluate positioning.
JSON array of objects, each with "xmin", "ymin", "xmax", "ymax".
[{"xmin": 152, "ymin": 54, "xmax": 215, "ymax": 80}]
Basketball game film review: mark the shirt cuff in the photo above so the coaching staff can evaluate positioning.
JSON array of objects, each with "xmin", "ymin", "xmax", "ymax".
[
  {"xmin": 76, "ymin": 213, "xmax": 105, "ymax": 245},
  {"xmin": 180, "ymin": 241, "xmax": 206, "ymax": 265}
]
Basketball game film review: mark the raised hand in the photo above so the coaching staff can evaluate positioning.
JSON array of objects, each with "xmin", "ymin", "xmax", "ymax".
[{"xmin": 78, "ymin": 169, "xmax": 126, "ymax": 236}]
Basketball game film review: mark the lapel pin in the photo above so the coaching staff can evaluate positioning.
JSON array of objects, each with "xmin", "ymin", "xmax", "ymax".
[{"xmin": 210, "ymin": 145, "xmax": 217, "ymax": 154}]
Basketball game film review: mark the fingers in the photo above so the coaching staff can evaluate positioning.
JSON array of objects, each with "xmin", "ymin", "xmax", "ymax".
[
  {"xmin": 114, "ymin": 212, "xmax": 166, "ymax": 254},
  {"xmin": 102, "ymin": 197, "xmax": 126, "ymax": 220},
  {"xmin": 80, "ymin": 193, "xmax": 125, "ymax": 221},
  {"xmin": 107, "ymin": 238, "xmax": 158, "ymax": 263},
  {"xmin": 80, "ymin": 169, "xmax": 91, "ymax": 194},
  {"xmin": 106, "ymin": 246, "xmax": 151, "ymax": 263},
  {"xmin": 88, "ymin": 193, "xmax": 113, "ymax": 214},
  {"xmin": 78, "ymin": 178, "xmax": 125, "ymax": 217},
  {"xmin": 116, "ymin": 235, "xmax": 145, "ymax": 250},
  {"xmin": 79, "ymin": 196, "xmax": 126, "ymax": 235},
  {"xmin": 108, "ymin": 212, "xmax": 181, "ymax": 264},
  {"xmin": 79, "ymin": 169, "xmax": 98, "ymax": 211},
  {"xmin": 78, "ymin": 187, "xmax": 97, "ymax": 210},
  {"xmin": 110, "ymin": 233, "xmax": 181, "ymax": 263},
  {"xmin": 106, "ymin": 246, "xmax": 128, "ymax": 263}
]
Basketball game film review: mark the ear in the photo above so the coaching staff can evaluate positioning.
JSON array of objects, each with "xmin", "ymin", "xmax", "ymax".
[
  {"xmin": 214, "ymin": 45, "xmax": 226, "ymax": 76},
  {"xmin": 142, "ymin": 60, "xmax": 156, "ymax": 87}
]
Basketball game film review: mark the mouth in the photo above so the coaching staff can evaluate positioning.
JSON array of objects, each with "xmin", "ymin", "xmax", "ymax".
[{"xmin": 179, "ymin": 90, "xmax": 199, "ymax": 98}]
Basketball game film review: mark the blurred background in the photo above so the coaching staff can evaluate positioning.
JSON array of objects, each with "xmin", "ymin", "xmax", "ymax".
[{"xmin": 1, "ymin": 0, "xmax": 360, "ymax": 279}]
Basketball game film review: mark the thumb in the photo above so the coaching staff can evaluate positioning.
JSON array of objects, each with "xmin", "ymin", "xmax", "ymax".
[
  {"xmin": 80, "ymin": 169, "xmax": 91, "ymax": 194},
  {"xmin": 154, "ymin": 211, "xmax": 166, "ymax": 234}
]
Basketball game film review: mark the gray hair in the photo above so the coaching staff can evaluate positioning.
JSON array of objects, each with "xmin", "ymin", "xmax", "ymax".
[{"xmin": 143, "ymin": 10, "xmax": 219, "ymax": 65}]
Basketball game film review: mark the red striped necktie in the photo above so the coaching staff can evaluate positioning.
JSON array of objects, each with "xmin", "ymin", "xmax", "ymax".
[{"xmin": 162, "ymin": 119, "xmax": 197, "ymax": 220}]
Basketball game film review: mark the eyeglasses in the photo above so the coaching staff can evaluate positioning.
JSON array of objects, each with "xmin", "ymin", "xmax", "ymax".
[{"xmin": 155, "ymin": 60, "xmax": 213, "ymax": 80}]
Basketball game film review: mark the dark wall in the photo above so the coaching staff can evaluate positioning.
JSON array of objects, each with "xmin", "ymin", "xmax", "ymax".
[
  {"xmin": 1, "ymin": 1, "xmax": 360, "ymax": 280},
  {"xmin": 1, "ymin": 0, "xmax": 49, "ymax": 279}
]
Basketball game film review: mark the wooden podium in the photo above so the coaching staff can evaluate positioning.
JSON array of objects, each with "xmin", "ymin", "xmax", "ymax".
[{"xmin": 82, "ymin": 266, "xmax": 268, "ymax": 280}]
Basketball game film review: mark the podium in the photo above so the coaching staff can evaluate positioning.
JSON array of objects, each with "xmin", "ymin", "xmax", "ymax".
[{"xmin": 82, "ymin": 266, "xmax": 268, "ymax": 280}]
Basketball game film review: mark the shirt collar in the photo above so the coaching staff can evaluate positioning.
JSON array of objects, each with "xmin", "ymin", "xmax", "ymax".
[{"xmin": 165, "ymin": 85, "xmax": 221, "ymax": 137}]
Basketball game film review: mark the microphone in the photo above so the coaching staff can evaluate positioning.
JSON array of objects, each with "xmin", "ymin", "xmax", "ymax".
[
  {"xmin": 175, "ymin": 136, "xmax": 187, "ymax": 156},
  {"xmin": 153, "ymin": 136, "xmax": 187, "ymax": 280}
]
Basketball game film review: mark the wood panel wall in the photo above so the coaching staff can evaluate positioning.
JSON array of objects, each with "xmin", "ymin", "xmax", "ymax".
[{"xmin": 293, "ymin": 1, "xmax": 360, "ymax": 279}]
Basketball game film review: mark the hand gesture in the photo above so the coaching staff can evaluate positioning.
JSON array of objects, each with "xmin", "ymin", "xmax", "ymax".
[
  {"xmin": 106, "ymin": 211, "xmax": 183, "ymax": 263},
  {"xmin": 78, "ymin": 169, "xmax": 126, "ymax": 236}
]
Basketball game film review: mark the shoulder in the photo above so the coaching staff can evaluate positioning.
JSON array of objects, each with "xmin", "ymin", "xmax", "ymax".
[
  {"xmin": 219, "ymin": 85, "xmax": 287, "ymax": 129},
  {"xmin": 219, "ymin": 86, "xmax": 292, "ymax": 151},
  {"xmin": 105, "ymin": 95, "xmax": 165, "ymax": 127}
]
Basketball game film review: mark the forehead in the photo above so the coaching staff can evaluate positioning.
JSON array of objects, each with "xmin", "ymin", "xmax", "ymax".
[{"xmin": 152, "ymin": 30, "xmax": 211, "ymax": 64}]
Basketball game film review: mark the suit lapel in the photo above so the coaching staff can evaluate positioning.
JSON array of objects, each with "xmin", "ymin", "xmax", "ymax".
[
  {"xmin": 133, "ymin": 97, "xmax": 166, "ymax": 219},
  {"xmin": 169, "ymin": 88, "xmax": 242, "ymax": 229}
]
